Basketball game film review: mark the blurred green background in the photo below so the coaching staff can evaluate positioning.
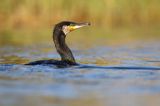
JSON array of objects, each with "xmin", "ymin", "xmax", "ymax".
[{"xmin": 0, "ymin": 0, "xmax": 160, "ymax": 46}]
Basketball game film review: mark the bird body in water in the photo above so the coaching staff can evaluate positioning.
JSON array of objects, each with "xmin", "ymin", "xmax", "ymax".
[{"xmin": 25, "ymin": 21, "xmax": 90, "ymax": 67}]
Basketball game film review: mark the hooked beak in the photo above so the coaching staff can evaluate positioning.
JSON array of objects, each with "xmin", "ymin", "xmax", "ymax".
[{"xmin": 69, "ymin": 22, "xmax": 91, "ymax": 31}]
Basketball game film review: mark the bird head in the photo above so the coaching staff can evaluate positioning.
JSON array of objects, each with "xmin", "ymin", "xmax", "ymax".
[{"xmin": 55, "ymin": 21, "xmax": 90, "ymax": 35}]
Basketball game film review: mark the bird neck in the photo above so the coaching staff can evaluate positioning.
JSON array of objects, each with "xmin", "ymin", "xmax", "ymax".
[{"xmin": 53, "ymin": 31, "xmax": 76, "ymax": 64}]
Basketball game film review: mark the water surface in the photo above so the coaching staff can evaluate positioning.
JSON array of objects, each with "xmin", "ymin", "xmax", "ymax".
[{"xmin": 0, "ymin": 41, "xmax": 160, "ymax": 106}]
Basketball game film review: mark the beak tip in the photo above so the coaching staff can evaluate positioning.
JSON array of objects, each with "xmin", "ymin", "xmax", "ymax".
[{"xmin": 87, "ymin": 22, "xmax": 91, "ymax": 26}]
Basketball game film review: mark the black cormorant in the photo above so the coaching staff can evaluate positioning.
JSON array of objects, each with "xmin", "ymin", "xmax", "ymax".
[{"xmin": 25, "ymin": 21, "xmax": 90, "ymax": 67}]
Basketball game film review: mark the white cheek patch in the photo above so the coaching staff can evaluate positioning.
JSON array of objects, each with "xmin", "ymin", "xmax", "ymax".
[{"xmin": 62, "ymin": 26, "xmax": 70, "ymax": 35}]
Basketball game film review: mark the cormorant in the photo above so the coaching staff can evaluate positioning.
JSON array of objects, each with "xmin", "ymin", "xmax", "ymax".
[{"xmin": 25, "ymin": 21, "xmax": 90, "ymax": 67}]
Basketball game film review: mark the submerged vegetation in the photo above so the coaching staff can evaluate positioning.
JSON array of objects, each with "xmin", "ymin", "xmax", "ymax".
[{"xmin": 0, "ymin": 0, "xmax": 160, "ymax": 45}]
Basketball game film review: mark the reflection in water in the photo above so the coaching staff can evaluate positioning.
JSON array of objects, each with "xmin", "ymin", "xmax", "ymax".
[{"xmin": 0, "ymin": 42, "xmax": 160, "ymax": 106}]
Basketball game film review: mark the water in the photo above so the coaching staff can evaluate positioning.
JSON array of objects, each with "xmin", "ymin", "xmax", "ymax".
[{"xmin": 0, "ymin": 42, "xmax": 160, "ymax": 106}]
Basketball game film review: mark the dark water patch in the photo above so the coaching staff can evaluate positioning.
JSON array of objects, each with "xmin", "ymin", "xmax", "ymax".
[
  {"xmin": 146, "ymin": 60, "xmax": 160, "ymax": 62},
  {"xmin": 78, "ymin": 64, "xmax": 160, "ymax": 70}
]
